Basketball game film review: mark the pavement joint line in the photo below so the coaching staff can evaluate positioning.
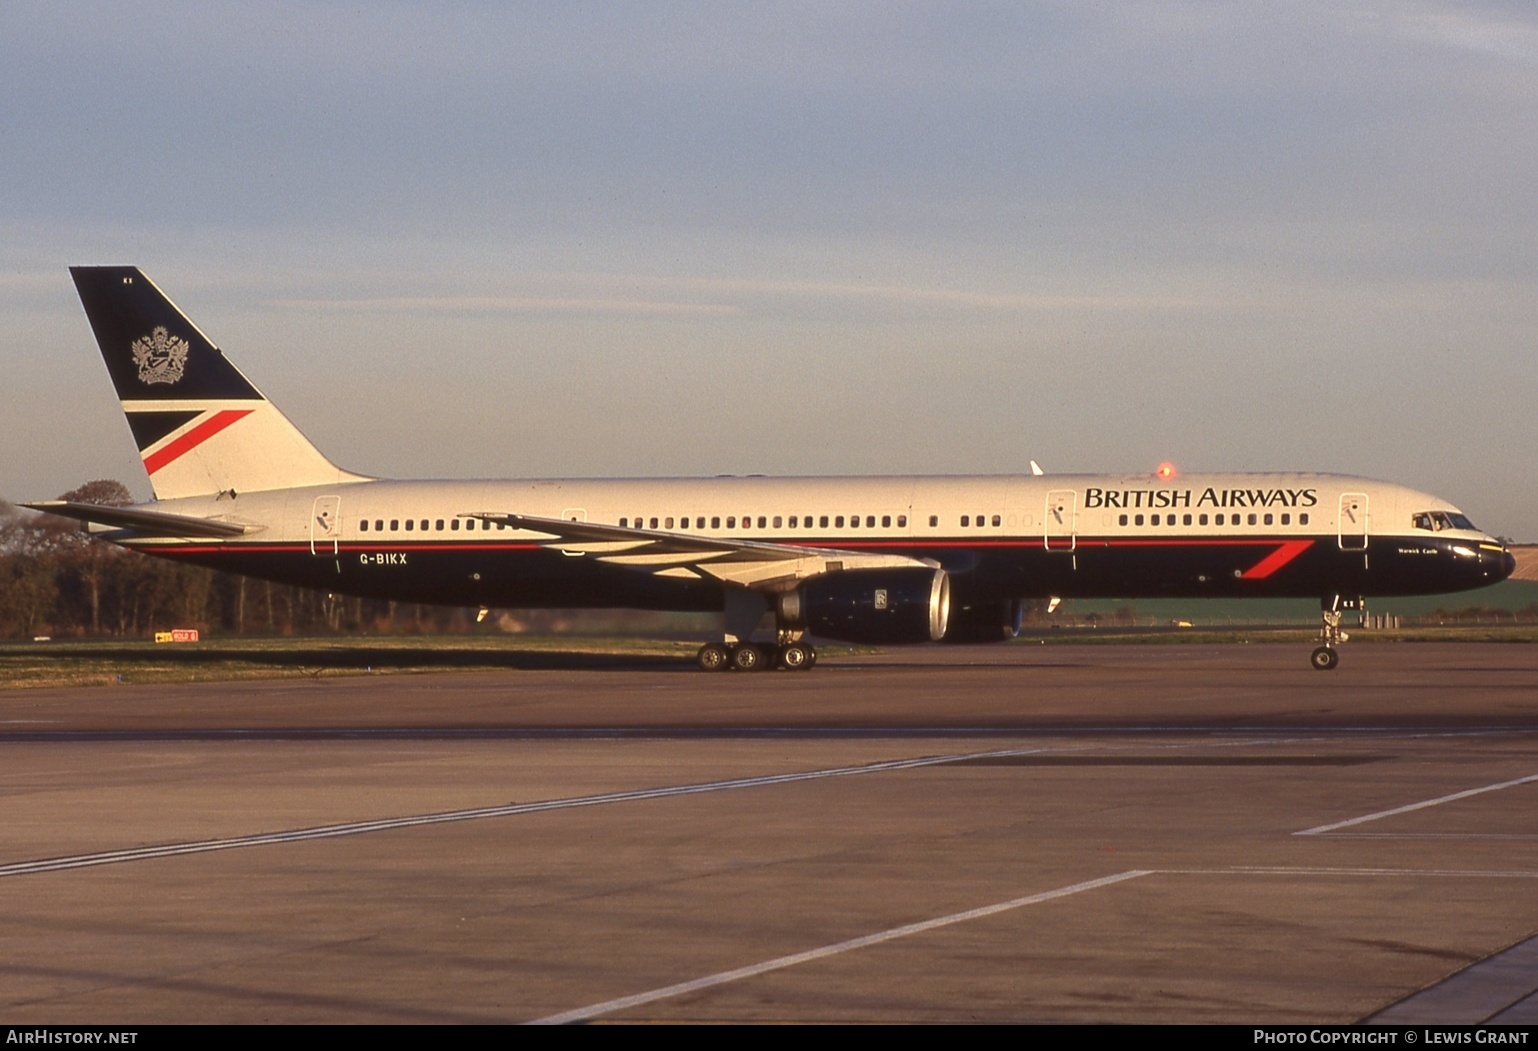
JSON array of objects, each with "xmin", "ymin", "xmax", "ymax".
[
  {"xmin": 0, "ymin": 745, "xmax": 1054, "ymax": 879},
  {"xmin": 1298, "ymin": 833, "xmax": 1538, "ymax": 841},
  {"xmin": 1, "ymin": 726, "xmax": 1531, "ymax": 743},
  {"xmin": 1295, "ymin": 773, "xmax": 1538, "ymax": 836},
  {"xmin": 1211, "ymin": 866, "xmax": 1538, "ymax": 878},
  {"xmin": 527, "ymin": 869, "xmax": 1155, "ymax": 1025}
]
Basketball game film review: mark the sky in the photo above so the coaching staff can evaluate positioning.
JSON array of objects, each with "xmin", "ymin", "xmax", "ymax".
[{"xmin": 3, "ymin": 1, "xmax": 1536, "ymax": 538}]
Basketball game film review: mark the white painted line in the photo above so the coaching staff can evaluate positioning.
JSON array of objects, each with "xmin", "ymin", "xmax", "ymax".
[
  {"xmin": 1296, "ymin": 773, "xmax": 1538, "ymax": 836},
  {"xmin": 529, "ymin": 870, "xmax": 1153, "ymax": 1025},
  {"xmin": 0, "ymin": 746, "xmax": 1050, "ymax": 879}
]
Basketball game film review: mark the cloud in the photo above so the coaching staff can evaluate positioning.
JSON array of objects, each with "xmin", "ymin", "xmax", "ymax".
[{"xmin": 1392, "ymin": 1, "xmax": 1538, "ymax": 65}]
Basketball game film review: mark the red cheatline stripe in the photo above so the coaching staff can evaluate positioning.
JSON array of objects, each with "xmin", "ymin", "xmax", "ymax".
[
  {"xmin": 1241, "ymin": 539, "xmax": 1313, "ymax": 579},
  {"xmin": 142, "ymin": 409, "xmax": 254, "ymax": 475}
]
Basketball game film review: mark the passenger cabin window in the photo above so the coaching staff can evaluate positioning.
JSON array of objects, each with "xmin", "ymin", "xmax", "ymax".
[
  {"xmin": 390, "ymin": 520, "xmax": 399, "ymax": 531},
  {"xmin": 960, "ymin": 516, "xmax": 969, "ymax": 527},
  {"xmin": 897, "ymin": 516, "xmax": 907, "ymax": 527},
  {"xmin": 929, "ymin": 515, "xmax": 938, "ymax": 527},
  {"xmin": 360, "ymin": 520, "xmax": 369, "ymax": 531}
]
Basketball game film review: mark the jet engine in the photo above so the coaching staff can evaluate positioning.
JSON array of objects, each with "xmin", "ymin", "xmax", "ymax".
[
  {"xmin": 778, "ymin": 568, "xmax": 951, "ymax": 645},
  {"xmin": 942, "ymin": 598, "xmax": 1025, "ymax": 644}
]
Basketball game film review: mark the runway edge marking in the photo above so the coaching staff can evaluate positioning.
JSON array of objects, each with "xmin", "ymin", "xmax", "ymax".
[
  {"xmin": 528, "ymin": 870, "xmax": 1154, "ymax": 1025},
  {"xmin": 0, "ymin": 746, "xmax": 1050, "ymax": 879},
  {"xmin": 1295, "ymin": 773, "xmax": 1538, "ymax": 836}
]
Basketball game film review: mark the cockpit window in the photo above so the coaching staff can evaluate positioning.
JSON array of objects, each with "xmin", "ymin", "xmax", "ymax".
[{"xmin": 1414, "ymin": 510, "xmax": 1478, "ymax": 532}]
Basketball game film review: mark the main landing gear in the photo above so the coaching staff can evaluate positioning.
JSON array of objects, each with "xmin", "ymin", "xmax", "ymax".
[
  {"xmin": 696, "ymin": 587, "xmax": 818, "ymax": 672},
  {"xmin": 695, "ymin": 637, "xmax": 818, "ymax": 672},
  {"xmin": 1310, "ymin": 595, "xmax": 1363, "ymax": 671}
]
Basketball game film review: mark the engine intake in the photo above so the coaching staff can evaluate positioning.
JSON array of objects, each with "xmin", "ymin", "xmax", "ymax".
[
  {"xmin": 783, "ymin": 568, "xmax": 951, "ymax": 645},
  {"xmin": 943, "ymin": 598, "xmax": 1025, "ymax": 644}
]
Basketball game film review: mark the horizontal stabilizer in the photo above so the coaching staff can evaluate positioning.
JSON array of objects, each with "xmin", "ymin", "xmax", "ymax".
[{"xmin": 23, "ymin": 501, "xmax": 254, "ymax": 538}]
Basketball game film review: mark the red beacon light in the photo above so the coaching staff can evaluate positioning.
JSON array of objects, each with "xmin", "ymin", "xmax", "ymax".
[{"xmin": 1156, "ymin": 461, "xmax": 1177, "ymax": 481}]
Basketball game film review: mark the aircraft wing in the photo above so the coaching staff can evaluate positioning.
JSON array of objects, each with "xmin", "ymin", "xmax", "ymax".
[
  {"xmin": 23, "ymin": 501, "xmax": 256, "ymax": 538},
  {"xmin": 463, "ymin": 512, "xmax": 933, "ymax": 590}
]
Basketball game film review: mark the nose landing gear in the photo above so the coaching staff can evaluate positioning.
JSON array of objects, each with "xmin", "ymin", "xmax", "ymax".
[{"xmin": 1311, "ymin": 595, "xmax": 1363, "ymax": 671}]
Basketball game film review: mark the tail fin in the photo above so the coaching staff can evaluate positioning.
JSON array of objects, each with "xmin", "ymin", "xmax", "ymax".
[{"xmin": 70, "ymin": 266, "xmax": 369, "ymax": 500}]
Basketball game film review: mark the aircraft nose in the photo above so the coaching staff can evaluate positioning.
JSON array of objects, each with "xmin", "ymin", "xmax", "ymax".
[{"xmin": 1496, "ymin": 547, "xmax": 1517, "ymax": 581}]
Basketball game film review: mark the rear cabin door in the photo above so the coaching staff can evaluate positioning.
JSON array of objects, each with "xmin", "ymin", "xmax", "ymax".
[
  {"xmin": 310, "ymin": 495, "xmax": 341, "ymax": 556},
  {"xmin": 559, "ymin": 507, "xmax": 587, "ymax": 557}
]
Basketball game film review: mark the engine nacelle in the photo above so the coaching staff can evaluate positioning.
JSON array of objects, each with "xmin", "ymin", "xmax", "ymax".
[
  {"xmin": 781, "ymin": 568, "xmax": 951, "ymax": 645},
  {"xmin": 942, "ymin": 598, "xmax": 1025, "ymax": 644}
]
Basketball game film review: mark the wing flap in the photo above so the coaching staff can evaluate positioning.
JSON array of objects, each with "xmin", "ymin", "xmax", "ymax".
[{"xmin": 462, "ymin": 512, "xmax": 932, "ymax": 589}]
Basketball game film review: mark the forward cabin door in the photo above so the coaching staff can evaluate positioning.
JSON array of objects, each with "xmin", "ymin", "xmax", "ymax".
[
  {"xmin": 1044, "ymin": 489, "xmax": 1077, "ymax": 552},
  {"xmin": 1338, "ymin": 492, "xmax": 1369, "ymax": 551},
  {"xmin": 310, "ymin": 495, "xmax": 342, "ymax": 556}
]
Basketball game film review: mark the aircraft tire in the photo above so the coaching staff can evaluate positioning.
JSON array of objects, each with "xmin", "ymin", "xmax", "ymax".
[
  {"xmin": 779, "ymin": 642, "xmax": 813, "ymax": 670},
  {"xmin": 731, "ymin": 643, "xmax": 764, "ymax": 672},
  {"xmin": 697, "ymin": 643, "xmax": 730, "ymax": 672},
  {"xmin": 1310, "ymin": 646, "xmax": 1339, "ymax": 671}
]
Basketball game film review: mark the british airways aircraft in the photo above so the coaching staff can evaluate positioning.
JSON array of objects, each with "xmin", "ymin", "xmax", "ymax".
[{"xmin": 27, "ymin": 267, "xmax": 1515, "ymax": 672}]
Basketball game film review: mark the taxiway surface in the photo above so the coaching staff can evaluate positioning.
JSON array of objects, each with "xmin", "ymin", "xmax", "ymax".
[{"xmin": 2, "ymin": 643, "xmax": 1537, "ymax": 1023}]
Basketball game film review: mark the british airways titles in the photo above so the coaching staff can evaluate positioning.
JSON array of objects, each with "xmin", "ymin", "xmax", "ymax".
[{"xmin": 1083, "ymin": 486, "xmax": 1320, "ymax": 511}]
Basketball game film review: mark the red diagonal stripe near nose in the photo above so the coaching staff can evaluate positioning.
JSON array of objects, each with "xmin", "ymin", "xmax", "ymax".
[
  {"xmin": 143, "ymin": 409, "xmax": 254, "ymax": 475},
  {"xmin": 1241, "ymin": 539, "xmax": 1313, "ymax": 579}
]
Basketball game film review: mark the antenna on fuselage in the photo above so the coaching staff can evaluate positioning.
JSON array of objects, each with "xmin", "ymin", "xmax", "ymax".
[{"xmin": 1029, "ymin": 461, "xmax": 1044, "ymax": 476}]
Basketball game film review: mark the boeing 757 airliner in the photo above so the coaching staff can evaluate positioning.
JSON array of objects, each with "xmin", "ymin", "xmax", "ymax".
[{"xmin": 27, "ymin": 267, "xmax": 1515, "ymax": 672}]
